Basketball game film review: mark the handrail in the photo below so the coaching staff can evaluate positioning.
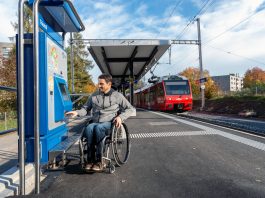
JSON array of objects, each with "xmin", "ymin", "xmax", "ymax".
[
  {"xmin": 0, "ymin": 128, "xmax": 17, "ymax": 135},
  {"xmin": 0, "ymin": 86, "xmax": 17, "ymax": 92}
]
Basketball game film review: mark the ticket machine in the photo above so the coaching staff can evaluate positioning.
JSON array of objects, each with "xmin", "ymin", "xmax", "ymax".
[{"xmin": 18, "ymin": 0, "xmax": 85, "ymax": 163}]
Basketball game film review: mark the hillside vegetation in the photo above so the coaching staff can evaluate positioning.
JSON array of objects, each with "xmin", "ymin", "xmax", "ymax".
[{"xmin": 192, "ymin": 96, "xmax": 265, "ymax": 119}]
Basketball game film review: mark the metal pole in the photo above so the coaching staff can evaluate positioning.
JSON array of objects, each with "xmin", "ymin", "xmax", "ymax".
[
  {"xmin": 33, "ymin": 0, "xmax": 41, "ymax": 194},
  {"xmin": 18, "ymin": 0, "xmax": 26, "ymax": 194},
  {"xmin": 70, "ymin": 33, "xmax": 74, "ymax": 93},
  {"xmin": 129, "ymin": 61, "xmax": 134, "ymax": 105},
  {"xmin": 4, "ymin": 112, "xmax": 7, "ymax": 130},
  {"xmin": 197, "ymin": 18, "xmax": 205, "ymax": 110},
  {"xmin": 122, "ymin": 84, "xmax": 125, "ymax": 96}
]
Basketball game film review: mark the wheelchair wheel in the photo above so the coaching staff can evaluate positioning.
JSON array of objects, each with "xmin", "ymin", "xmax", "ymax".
[{"xmin": 111, "ymin": 123, "xmax": 130, "ymax": 166}]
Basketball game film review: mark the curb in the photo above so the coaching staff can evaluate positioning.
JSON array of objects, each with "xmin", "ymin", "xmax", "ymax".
[{"xmin": 179, "ymin": 114, "xmax": 265, "ymax": 136}]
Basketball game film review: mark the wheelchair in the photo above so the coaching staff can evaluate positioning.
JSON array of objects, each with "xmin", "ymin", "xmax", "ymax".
[{"xmin": 79, "ymin": 122, "xmax": 130, "ymax": 173}]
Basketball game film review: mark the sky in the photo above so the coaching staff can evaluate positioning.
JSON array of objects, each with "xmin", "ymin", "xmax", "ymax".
[{"xmin": 1, "ymin": 0, "xmax": 265, "ymax": 83}]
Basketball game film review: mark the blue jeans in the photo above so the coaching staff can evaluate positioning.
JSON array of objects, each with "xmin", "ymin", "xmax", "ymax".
[{"xmin": 84, "ymin": 122, "xmax": 112, "ymax": 163}]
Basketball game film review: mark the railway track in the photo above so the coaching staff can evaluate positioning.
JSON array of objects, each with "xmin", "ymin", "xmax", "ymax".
[{"xmin": 165, "ymin": 111, "xmax": 265, "ymax": 137}]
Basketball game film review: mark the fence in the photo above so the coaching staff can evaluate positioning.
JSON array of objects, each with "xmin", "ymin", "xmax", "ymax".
[{"xmin": 0, "ymin": 86, "xmax": 17, "ymax": 135}]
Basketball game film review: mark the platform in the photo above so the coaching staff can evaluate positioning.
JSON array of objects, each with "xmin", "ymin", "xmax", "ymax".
[{"xmin": 15, "ymin": 110, "xmax": 265, "ymax": 197}]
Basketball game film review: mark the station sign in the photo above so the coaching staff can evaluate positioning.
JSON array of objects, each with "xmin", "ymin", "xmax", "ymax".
[{"xmin": 199, "ymin": 77, "xmax": 207, "ymax": 83}]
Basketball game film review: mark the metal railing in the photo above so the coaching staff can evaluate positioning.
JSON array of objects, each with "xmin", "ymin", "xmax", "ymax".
[{"xmin": 0, "ymin": 89, "xmax": 90, "ymax": 135}]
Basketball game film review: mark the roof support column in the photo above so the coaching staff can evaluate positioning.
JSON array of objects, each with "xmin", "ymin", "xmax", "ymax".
[
  {"xmin": 129, "ymin": 60, "xmax": 134, "ymax": 105},
  {"xmin": 122, "ymin": 84, "xmax": 125, "ymax": 96}
]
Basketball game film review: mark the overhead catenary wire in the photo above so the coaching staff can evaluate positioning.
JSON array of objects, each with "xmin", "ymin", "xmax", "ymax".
[
  {"xmin": 150, "ymin": 0, "xmax": 214, "ymax": 78},
  {"xmin": 203, "ymin": 8, "xmax": 265, "ymax": 45},
  {"xmin": 163, "ymin": 4, "xmax": 265, "ymax": 77},
  {"xmin": 155, "ymin": 0, "xmax": 214, "ymax": 76},
  {"xmin": 155, "ymin": 0, "xmax": 183, "ymax": 38},
  {"xmin": 206, "ymin": 45, "xmax": 265, "ymax": 66},
  {"xmin": 175, "ymin": 0, "xmax": 213, "ymax": 40}
]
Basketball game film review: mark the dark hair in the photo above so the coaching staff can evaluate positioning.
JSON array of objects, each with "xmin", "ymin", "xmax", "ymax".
[{"xmin": 98, "ymin": 73, "xmax": 112, "ymax": 83}]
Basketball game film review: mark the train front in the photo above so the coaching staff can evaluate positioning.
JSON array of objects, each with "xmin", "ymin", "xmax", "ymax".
[{"xmin": 163, "ymin": 76, "xmax": 193, "ymax": 112}]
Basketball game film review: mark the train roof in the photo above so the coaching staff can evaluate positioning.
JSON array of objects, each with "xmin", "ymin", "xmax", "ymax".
[{"xmin": 134, "ymin": 75, "xmax": 188, "ymax": 93}]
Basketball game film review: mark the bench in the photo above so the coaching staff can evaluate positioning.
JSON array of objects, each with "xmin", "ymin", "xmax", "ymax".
[
  {"xmin": 48, "ymin": 116, "xmax": 91, "ymax": 169},
  {"xmin": 48, "ymin": 133, "xmax": 82, "ymax": 169}
]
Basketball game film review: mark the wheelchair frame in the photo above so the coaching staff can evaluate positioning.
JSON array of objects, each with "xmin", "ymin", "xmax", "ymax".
[{"xmin": 79, "ymin": 122, "xmax": 130, "ymax": 173}]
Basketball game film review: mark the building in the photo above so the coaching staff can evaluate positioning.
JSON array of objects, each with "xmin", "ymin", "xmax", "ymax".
[
  {"xmin": 0, "ymin": 42, "xmax": 14, "ymax": 67},
  {"xmin": 212, "ymin": 73, "xmax": 243, "ymax": 92}
]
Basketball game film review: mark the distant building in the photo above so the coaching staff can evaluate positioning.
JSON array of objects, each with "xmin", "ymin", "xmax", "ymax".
[
  {"xmin": 0, "ymin": 42, "xmax": 14, "ymax": 67},
  {"xmin": 212, "ymin": 73, "xmax": 243, "ymax": 92}
]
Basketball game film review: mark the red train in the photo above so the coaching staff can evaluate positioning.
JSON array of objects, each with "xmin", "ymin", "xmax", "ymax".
[{"xmin": 134, "ymin": 75, "xmax": 192, "ymax": 112}]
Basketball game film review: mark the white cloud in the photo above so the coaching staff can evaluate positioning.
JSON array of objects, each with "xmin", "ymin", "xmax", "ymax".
[
  {"xmin": 1, "ymin": 0, "xmax": 265, "ymax": 83},
  {"xmin": 135, "ymin": 3, "xmax": 148, "ymax": 16},
  {"xmin": 152, "ymin": 0, "xmax": 265, "ymax": 79},
  {"xmin": 0, "ymin": 1, "xmax": 17, "ymax": 42}
]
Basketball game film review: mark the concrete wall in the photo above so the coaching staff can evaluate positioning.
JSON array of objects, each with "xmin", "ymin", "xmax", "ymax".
[{"xmin": 212, "ymin": 74, "xmax": 243, "ymax": 92}]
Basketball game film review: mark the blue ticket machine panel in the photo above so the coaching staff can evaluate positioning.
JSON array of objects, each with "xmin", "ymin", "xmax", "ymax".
[
  {"xmin": 22, "ymin": 32, "xmax": 72, "ymax": 163},
  {"xmin": 54, "ymin": 76, "xmax": 72, "ymax": 122}
]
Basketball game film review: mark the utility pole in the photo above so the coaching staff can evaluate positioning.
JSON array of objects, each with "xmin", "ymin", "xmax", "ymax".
[
  {"xmin": 197, "ymin": 18, "xmax": 205, "ymax": 110},
  {"xmin": 70, "ymin": 33, "xmax": 75, "ymax": 93}
]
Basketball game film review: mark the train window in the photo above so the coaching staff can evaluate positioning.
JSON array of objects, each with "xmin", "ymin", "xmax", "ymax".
[
  {"xmin": 165, "ymin": 81, "xmax": 190, "ymax": 95},
  {"xmin": 157, "ymin": 84, "xmax": 164, "ymax": 96}
]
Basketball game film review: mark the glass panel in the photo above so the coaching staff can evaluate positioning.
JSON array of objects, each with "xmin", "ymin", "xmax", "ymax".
[
  {"xmin": 165, "ymin": 81, "xmax": 190, "ymax": 95},
  {"xmin": 59, "ymin": 83, "xmax": 70, "ymax": 101}
]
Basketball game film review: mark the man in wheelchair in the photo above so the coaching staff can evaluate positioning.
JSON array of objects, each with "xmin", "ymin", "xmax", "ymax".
[{"xmin": 66, "ymin": 74, "xmax": 135, "ymax": 172}]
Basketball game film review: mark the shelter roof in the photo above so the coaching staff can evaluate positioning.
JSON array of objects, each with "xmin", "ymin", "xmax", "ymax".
[{"xmin": 87, "ymin": 39, "xmax": 171, "ymax": 88}]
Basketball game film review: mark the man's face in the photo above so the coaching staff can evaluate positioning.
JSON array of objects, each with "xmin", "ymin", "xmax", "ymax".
[{"xmin": 98, "ymin": 78, "xmax": 112, "ymax": 93}]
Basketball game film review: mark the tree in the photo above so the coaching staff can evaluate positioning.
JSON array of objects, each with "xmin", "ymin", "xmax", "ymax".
[
  {"xmin": 243, "ymin": 67, "xmax": 265, "ymax": 88},
  {"xmin": 178, "ymin": 67, "xmax": 219, "ymax": 99},
  {"xmin": 0, "ymin": 5, "xmax": 33, "ymax": 112},
  {"xmin": 0, "ymin": 46, "xmax": 17, "ymax": 111},
  {"xmin": 66, "ymin": 32, "xmax": 95, "ymax": 94},
  {"xmin": 134, "ymin": 80, "xmax": 145, "ymax": 90},
  {"xmin": 11, "ymin": 5, "xmax": 33, "ymax": 33}
]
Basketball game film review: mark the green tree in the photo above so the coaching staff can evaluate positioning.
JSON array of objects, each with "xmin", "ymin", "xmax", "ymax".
[
  {"xmin": 0, "ymin": 5, "xmax": 33, "ymax": 112},
  {"xmin": 0, "ymin": 47, "xmax": 17, "ymax": 111},
  {"xmin": 66, "ymin": 32, "xmax": 95, "ymax": 93},
  {"xmin": 11, "ymin": 5, "xmax": 33, "ymax": 33}
]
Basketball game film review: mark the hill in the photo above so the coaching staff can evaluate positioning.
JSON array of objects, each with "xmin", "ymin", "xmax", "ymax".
[{"xmin": 192, "ymin": 96, "xmax": 265, "ymax": 119}]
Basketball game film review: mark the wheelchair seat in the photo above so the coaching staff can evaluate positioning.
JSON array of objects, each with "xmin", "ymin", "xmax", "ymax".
[{"xmin": 79, "ymin": 122, "xmax": 130, "ymax": 173}]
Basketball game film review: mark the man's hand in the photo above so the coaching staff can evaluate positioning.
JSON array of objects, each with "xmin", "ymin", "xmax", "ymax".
[
  {"xmin": 65, "ymin": 111, "xmax": 78, "ymax": 118},
  {"xmin": 113, "ymin": 116, "xmax": 122, "ymax": 128}
]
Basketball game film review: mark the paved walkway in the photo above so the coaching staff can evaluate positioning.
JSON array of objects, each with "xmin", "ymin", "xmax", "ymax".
[
  {"xmin": 0, "ymin": 132, "xmax": 18, "ymax": 174},
  {"xmin": 18, "ymin": 109, "xmax": 265, "ymax": 198}
]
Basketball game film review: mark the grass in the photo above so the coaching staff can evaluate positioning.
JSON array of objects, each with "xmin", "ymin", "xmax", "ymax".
[
  {"xmin": 208, "ymin": 95, "xmax": 265, "ymax": 102},
  {"xmin": 0, "ymin": 118, "xmax": 17, "ymax": 131}
]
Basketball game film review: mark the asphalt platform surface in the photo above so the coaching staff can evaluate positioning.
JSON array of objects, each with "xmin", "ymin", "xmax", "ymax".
[{"xmin": 14, "ymin": 109, "xmax": 265, "ymax": 198}]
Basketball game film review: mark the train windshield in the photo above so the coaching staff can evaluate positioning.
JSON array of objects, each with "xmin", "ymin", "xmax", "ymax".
[{"xmin": 164, "ymin": 81, "xmax": 190, "ymax": 95}]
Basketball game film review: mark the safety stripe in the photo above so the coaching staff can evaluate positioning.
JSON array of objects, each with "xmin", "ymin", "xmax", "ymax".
[
  {"xmin": 130, "ymin": 130, "xmax": 216, "ymax": 139},
  {"xmin": 150, "ymin": 111, "xmax": 265, "ymax": 152}
]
